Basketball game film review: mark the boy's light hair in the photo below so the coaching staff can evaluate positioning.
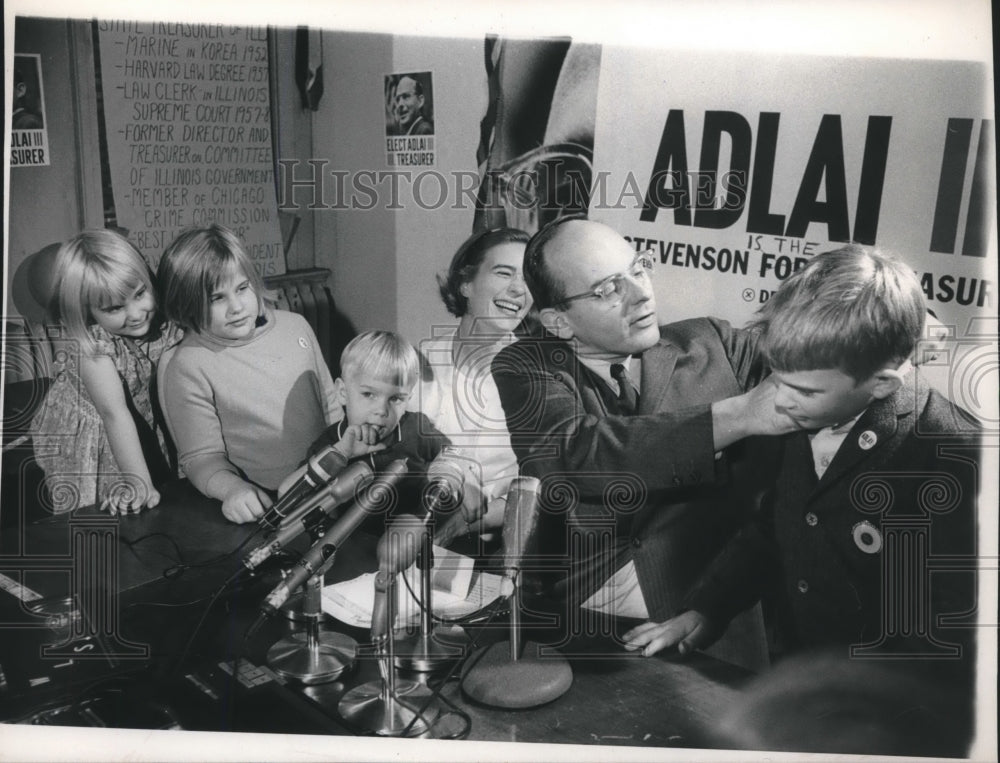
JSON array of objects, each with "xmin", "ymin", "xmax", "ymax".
[
  {"xmin": 50, "ymin": 229, "xmax": 156, "ymax": 352},
  {"xmin": 340, "ymin": 330, "xmax": 418, "ymax": 388},
  {"xmin": 157, "ymin": 223, "xmax": 267, "ymax": 333},
  {"xmin": 752, "ymin": 244, "xmax": 926, "ymax": 381}
]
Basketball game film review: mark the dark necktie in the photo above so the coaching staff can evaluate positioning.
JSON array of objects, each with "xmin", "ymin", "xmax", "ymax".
[{"xmin": 610, "ymin": 362, "xmax": 639, "ymax": 414}]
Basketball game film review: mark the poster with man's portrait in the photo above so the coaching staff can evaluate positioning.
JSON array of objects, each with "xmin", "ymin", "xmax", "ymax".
[
  {"xmin": 384, "ymin": 71, "xmax": 435, "ymax": 166},
  {"xmin": 11, "ymin": 53, "xmax": 50, "ymax": 167}
]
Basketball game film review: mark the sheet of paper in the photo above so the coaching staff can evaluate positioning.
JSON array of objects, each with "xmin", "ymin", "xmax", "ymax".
[{"xmin": 322, "ymin": 545, "xmax": 504, "ymax": 629}]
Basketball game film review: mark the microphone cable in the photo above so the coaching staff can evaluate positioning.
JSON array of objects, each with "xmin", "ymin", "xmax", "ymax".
[
  {"xmin": 402, "ymin": 593, "xmax": 507, "ymax": 739},
  {"xmin": 397, "ymin": 559, "xmax": 510, "ymax": 627},
  {"xmin": 119, "ymin": 531, "xmax": 185, "ymax": 567},
  {"xmin": 170, "ymin": 565, "xmax": 249, "ymax": 677},
  {"xmin": 115, "ymin": 523, "xmax": 269, "ymax": 582},
  {"xmin": 160, "ymin": 524, "xmax": 267, "ymax": 581},
  {"xmin": 387, "ymin": 566, "xmax": 513, "ymax": 739}
]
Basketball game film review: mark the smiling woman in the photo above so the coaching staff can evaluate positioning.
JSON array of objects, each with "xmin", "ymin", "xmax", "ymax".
[{"xmin": 413, "ymin": 228, "xmax": 532, "ymax": 537}]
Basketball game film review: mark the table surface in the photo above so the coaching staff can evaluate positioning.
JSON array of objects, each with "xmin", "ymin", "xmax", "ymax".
[{"xmin": 0, "ymin": 478, "xmax": 753, "ymax": 749}]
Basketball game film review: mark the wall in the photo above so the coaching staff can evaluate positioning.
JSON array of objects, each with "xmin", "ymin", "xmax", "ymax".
[
  {"xmin": 309, "ymin": 32, "xmax": 488, "ymax": 348},
  {"xmin": 5, "ymin": 22, "xmax": 493, "ymax": 355},
  {"xmin": 390, "ymin": 34, "xmax": 488, "ymax": 347},
  {"xmin": 6, "ymin": 23, "xmax": 313, "ymax": 322},
  {"xmin": 270, "ymin": 27, "xmax": 314, "ymax": 273},
  {"xmin": 6, "ymin": 17, "xmax": 102, "ymax": 320},
  {"xmin": 310, "ymin": 31, "xmax": 397, "ymax": 336}
]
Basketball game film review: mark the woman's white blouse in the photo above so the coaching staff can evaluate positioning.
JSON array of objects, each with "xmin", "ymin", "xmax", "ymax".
[{"xmin": 412, "ymin": 329, "xmax": 520, "ymax": 505}]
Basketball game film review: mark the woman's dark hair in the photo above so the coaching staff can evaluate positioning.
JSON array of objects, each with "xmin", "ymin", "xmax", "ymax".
[{"xmin": 436, "ymin": 228, "xmax": 530, "ymax": 317}]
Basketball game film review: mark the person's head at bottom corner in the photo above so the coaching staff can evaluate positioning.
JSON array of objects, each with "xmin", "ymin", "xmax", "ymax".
[{"xmin": 712, "ymin": 649, "xmax": 973, "ymax": 757}]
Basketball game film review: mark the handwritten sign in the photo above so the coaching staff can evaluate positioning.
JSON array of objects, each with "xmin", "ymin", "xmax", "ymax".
[{"xmin": 97, "ymin": 20, "xmax": 284, "ymax": 275}]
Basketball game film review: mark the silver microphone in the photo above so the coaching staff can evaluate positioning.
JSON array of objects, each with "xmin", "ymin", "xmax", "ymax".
[
  {"xmin": 376, "ymin": 513, "xmax": 427, "ymax": 577},
  {"xmin": 422, "ymin": 449, "xmax": 467, "ymax": 517},
  {"xmin": 260, "ymin": 459, "xmax": 407, "ymax": 615},
  {"xmin": 243, "ymin": 460, "xmax": 373, "ymax": 570},
  {"xmin": 258, "ymin": 443, "xmax": 351, "ymax": 529}
]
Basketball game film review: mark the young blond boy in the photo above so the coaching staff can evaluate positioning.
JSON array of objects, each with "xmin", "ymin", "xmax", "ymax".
[{"xmin": 279, "ymin": 331, "xmax": 476, "ymax": 537}]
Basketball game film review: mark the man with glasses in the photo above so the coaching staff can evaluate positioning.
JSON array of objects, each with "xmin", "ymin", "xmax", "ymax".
[{"xmin": 491, "ymin": 216, "xmax": 795, "ymax": 666}]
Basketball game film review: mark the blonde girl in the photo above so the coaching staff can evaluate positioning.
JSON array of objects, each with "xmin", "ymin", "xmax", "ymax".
[
  {"xmin": 30, "ymin": 230, "xmax": 181, "ymax": 514},
  {"xmin": 157, "ymin": 224, "xmax": 339, "ymax": 524}
]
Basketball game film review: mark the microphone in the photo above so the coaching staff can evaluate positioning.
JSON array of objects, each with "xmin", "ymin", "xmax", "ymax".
[
  {"xmin": 460, "ymin": 475, "xmax": 572, "ymax": 708},
  {"xmin": 415, "ymin": 451, "xmax": 467, "ymax": 578},
  {"xmin": 376, "ymin": 514, "xmax": 427, "ymax": 576},
  {"xmin": 260, "ymin": 459, "xmax": 407, "ymax": 616},
  {"xmin": 418, "ymin": 449, "xmax": 468, "ymax": 545},
  {"xmin": 379, "ymin": 502, "xmax": 471, "ymax": 674},
  {"xmin": 243, "ymin": 460, "xmax": 373, "ymax": 570},
  {"xmin": 502, "ymin": 476, "xmax": 542, "ymax": 583},
  {"xmin": 422, "ymin": 450, "xmax": 466, "ymax": 516},
  {"xmin": 258, "ymin": 444, "xmax": 350, "ymax": 529},
  {"xmin": 371, "ymin": 569, "xmax": 393, "ymax": 642}
]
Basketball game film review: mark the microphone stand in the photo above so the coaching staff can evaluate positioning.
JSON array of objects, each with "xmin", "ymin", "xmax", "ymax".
[
  {"xmin": 273, "ymin": 510, "xmax": 343, "ymax": 627},
  {"xmin": 267, "ymin": 571, "xmax": 357, "ymax": 685},
  {"xmin": 393, "ymin": 520, "xmax": 468, "ymax": 673},
  {"xmin": 460, "ymin": 476, "xmax": 573, "ymax": 708},
  {"xmin": 338, "ymin": 569, "xmax": 443, "ymax": 736},
  {"xmin": 260, "ymin": 460, "xmax": 406, "ymax": 685}
]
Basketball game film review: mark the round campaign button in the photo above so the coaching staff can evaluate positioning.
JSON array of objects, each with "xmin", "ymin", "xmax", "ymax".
[
  {"xmin": 857, "ymin": 430, "xmax": 877, "ymax": 450},
  {"xmin": 852, "ymin": 521, "xmax": 883, "ymax": 554}
]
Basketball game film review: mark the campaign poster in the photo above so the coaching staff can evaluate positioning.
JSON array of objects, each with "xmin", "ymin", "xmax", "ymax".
[
  {"xmin": 385, "ymin": 70, "xmax": 436, "ymax": 167},
  {"xmin": 10, "ymin": 53, "xmax": 50, "ymax": 167},
  {"xmin": 591, "ymin": 49, "xmax": 994, "ymax": 334}
]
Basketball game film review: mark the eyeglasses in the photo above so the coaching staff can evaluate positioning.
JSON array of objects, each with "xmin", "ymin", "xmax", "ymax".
[{"xmin": 554, "ymin": 250, "xmax": 655, "ymax": 308}]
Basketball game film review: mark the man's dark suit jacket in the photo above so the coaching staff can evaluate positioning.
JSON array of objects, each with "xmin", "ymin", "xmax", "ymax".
[
  {"xmin": 491, "ymin": 318, "xmax": 769, "ymax": 634},
  {"xmin": 687, "ymin": 370, "xmax": 981, "ymax": 661},
  {"xmin": 406, "ymin": 116, "xmax": 434, "ymax": 135}
]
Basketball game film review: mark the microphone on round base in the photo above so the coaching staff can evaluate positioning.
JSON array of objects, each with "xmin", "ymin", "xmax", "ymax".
[
  {"xmin": 267, "ymin": 629, "xmax": 357, "ymax": 686},
  {"xmin": 387, "ymin": 511, "xmax": 469, "ymax": 674},
  {"xmin": 339, "ymin": 543, "xmax": 446, "ymax": 736},
  {"xmin": 338, "ymin": 678, "xmax": 440, "ymax": 737},
  {"xmin": 459, "ymin": 476, "xmax": 573, "ymax": 708},
  {"xmin": 258, "ymin": 461, "xmax": 407, "ymax": 685},
  {"xmin": 460, "ymin": 639, "xmax": 572, "ymax": 708},
  {"xmin": 265, "ymin": 576, "xmax": 357, "ymax": 685},
  {"xmin": 376, "ymin": 505, "xmax": 470, "ymax": 675},
  {"xmin": 393, "ymin": 628, "xmax": 469, "ymax": 674}
]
